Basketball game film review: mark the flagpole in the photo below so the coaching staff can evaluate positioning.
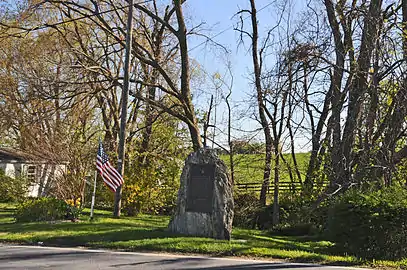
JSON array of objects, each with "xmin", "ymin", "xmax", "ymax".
[
  {"xmin": 90, "ymin": 170, "xmax": 97, "ymax": 220},
  {"xmin": 114, "ymin": 0, "xmax": 134, "ymax": 217}
]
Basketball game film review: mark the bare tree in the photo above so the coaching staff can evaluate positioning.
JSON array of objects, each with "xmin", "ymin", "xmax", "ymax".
[{"xmin": 235, "ymin": 0, "xmax": 273, "ymax": 207}]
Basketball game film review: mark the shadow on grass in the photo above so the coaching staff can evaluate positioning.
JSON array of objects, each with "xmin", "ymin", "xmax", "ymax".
[
  {"xmin": 0, "ymin": 225, "xmax": 360, "ymax": 266},
  {"xmin": 0, "ymin": 207, "xmax": 15, "ymax": 224},
  {"xmin": 0, "ymin": 224, "xmax": 339, "ymax": 265},
  {"xmin": 0, "ymin": 207, "xmax": 15, "ymax": 216},
  {"xmin": 0, "ymin": 209, "xmax": 365, "ymax": 268},
  {"xmin": 0, "ymin": 208, "xmax": 14, "ymax": 212},
  {"xmin": 230, "ymin": 230, "xmax": 361, "ymax": 266},
  {"xmin": 286, "ymin": 255, "xmax": 359, "ymax": 265},
  {"xmin": 0, "ymin": 215, "xmax": 169, "ymax": 234},
  {"xmin": 42, "ymin": 228, "xmax": 177, "ymax": 247},
  {"xmin": 232, "ymin": 233, "xmax": 324, "ymax": 254},
  {"xmin": 269, "ymin": 234, "xmax": 326, "ymax": 243},
  {"xmin": 0, "ymin": 221, "xmax": 143, "ymax": 233},
  {"xmin": 0, "ymin": 211, "xmax": 14, "ymax": 218}
]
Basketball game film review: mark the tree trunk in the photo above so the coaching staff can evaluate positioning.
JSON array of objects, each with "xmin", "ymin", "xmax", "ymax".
[
  {"xmin": 174, "ymin": 0, "xmax": 203, "ymax": 151},
  {"xmin": 226, "ymin": 80, "xmax": 235, "ymax": 184},
  {"xmin": 323, "ymin": 0, "xmax": 348, "ymax": 187},
  {"xmin": 272, "ymin": 146, "xmax": 280, "ymax": 225},
  {"xmin": 139, "ymin": 81, "xmax": 157, "ymax": 165},
  {"xmin": 248, "ymin": 0, "xmax": 273, "ymax": 206},
  {"xmin": 340, "ymin": 0, "xmax": 383, "ymax": 185}
]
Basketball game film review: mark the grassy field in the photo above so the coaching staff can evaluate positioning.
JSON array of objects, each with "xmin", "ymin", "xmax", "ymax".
[
  {"xmin": 0, "ymin": 203, "xmax": 405, "ymax": 268},
  {"xmin": 220, "ymin": 153, "xmax": 310, "ymax": 184}
]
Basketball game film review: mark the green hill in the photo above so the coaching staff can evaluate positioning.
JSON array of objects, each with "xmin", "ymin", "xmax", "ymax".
[{"xmin": 220, "ymin": 152, "xmax": 310, "ymax": 184}]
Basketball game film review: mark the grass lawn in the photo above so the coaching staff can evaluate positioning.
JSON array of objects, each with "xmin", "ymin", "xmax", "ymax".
[
  {"xmin": 220, "ymin": 153, "xmax": 310, "ymax": 184},
  {"xmin": 0, "ymin": 203, "xmax": 405, "ymax": 269}
]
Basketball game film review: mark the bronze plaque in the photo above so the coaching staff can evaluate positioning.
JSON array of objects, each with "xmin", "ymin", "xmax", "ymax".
[{"xmin": 186, "ymin": 164, "xmax": 215, "ymax": 213}]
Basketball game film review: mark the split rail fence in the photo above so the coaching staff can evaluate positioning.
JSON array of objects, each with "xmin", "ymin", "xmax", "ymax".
[{"xmin": 235, "ymin": 181, "xmax": 328, "ymax": 193}]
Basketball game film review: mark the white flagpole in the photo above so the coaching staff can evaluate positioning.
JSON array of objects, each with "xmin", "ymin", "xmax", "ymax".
[{"xmin": 90, "ymin": 170, "xmax": 97, "ymax": 220}]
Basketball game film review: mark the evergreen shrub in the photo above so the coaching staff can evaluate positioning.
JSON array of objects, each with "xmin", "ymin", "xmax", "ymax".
[
  {"xmin": 15, "ymin": 197, "xmax": 81, "ymax": 222},
  {"xmin": 325, "ymin": 186, "xmax": 407, "ymax": 260}
]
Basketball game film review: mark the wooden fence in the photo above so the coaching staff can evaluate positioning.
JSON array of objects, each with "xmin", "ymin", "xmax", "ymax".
[{"xmin": 235, "ymin": 181, "xmax": 328, "ymax": 193}]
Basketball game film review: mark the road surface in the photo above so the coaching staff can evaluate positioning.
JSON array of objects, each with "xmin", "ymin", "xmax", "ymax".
[{"xmin": 0, "ymin": 245, "xmax": 366, "ymax": 270}]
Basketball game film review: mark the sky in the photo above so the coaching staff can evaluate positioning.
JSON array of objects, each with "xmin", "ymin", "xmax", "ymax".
[
  {"xmin": 187, "ymin": 0, "xmax": 281, "ymax": 100},
  {"xmin": 186, "ymin": 0, "xmax": 265, "ymax": 142},
  {"xmin": 183, "ymin": 0, "xmax": 311, "ymax": 151}
]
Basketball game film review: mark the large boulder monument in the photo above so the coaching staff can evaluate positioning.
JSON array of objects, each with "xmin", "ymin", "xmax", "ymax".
[{"xmin": 168, "ymin": 148, "xmax": 234, "ymax": 240}]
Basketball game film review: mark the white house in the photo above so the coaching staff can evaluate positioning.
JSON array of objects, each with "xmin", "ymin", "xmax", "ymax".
[{"xmin": 0, "ymin": 148, "xmax": 67, "ymax": 197}]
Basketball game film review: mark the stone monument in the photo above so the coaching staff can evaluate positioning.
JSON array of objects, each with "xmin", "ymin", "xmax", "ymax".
[{"xmin": 168, "ymin": 148, "xmax": 234, "ymax": 240}]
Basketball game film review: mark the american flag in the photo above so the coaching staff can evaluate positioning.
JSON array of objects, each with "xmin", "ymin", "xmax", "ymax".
[{"xmin": 96, "ymin": 142, "xmax": 124, "ymax": 192}]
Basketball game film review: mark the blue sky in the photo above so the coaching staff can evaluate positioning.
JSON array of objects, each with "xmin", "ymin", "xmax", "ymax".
[
  {"xmin": 183, "ymin": 0, "xmax": 310, "ymax": 150},
  {"xmin": 187, "ymin": 0, "xmax": 279, "ymax": 97},
  {"xmin": 185, "ymin": 0, "xmax": 281, "ymax": 136},
  {"xmin": 186, "ymin": 0, "xmax": 263, "ymax": 140}
]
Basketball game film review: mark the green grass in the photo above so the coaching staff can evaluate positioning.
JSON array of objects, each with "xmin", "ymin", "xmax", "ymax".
[
  {"xmin": 220, "ymin": 153, "xmax": 310, "ymax": 184},
  {"xmin": 1, "ymin": 203, "xmax": 406, "ymax": 268}
]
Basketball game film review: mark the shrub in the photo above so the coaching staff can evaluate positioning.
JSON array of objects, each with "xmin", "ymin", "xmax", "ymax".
[
  {"xmin": 233, "ymin": 192, "xmax": 317, "ymax": 232},
  {"xmin": 233, "ymin": 192, "xmax": 262, "ymax": 228},
  {"xmin": 122, "ymin": 163, "xmax": 179, "ymax": 216},
  {"xmin": 274, "ymin": 194, "xmax": 328, "ymax": 235},
  {"xmin": 272, "ymin": 223, "xmax": 315, "ymax": 236},
  {"xmin": 277, "ymin": 194, "xmax": 308, "ymax": 225},
  {"xmin": 264, "ymin": 193, "xmax": 319, "ymax": 234},
  {"xmin": 256, "ymin": 204, "xmax": 276, "ymax": 230},
  {"xmin": 0, "ymin": 169, "xmax": 29, "ymax": 203},
  {"xmin": 325, "ymin": 186, "xmax": 407, "ymax": 260},
  {"xmin": 15, "ymin": 197, "xmax": 81, "ymax": 222}
]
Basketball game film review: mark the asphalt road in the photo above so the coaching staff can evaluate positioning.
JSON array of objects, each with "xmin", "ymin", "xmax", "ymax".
[{"xmin": 0, "ymin": 245, "xmax": 366, "ymax": 270}]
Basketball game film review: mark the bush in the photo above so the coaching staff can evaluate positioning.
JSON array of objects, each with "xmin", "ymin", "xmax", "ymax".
[
  {"xmin": 271, "ymin": 223, "xmax": 315, "ymax": 236},
  {"xmin": 325, "ymin": 186, "xmax": 407, "ymax": 260},
  {"xmin": 256, "ymin": 205, "xmax": 274, "ymax": 229},
  {"xmin": 122, "ymin": 163, "xmax": 179, "ymax": 216},
  {"xmin": 0, "ymin": 169, "xmax": 29, "ymax": 203},
  {"xmin": 15, "ymin": 197, "xmax": 81, "ymax": 222},
  {"xmin": 233, "ymin": 192, "xmax": 316, "ymax": 232},
  {"xmin": 233, "ymin": 192, "xmax": 262, "ymax": 228},
  {"xmin": 277, "ymin": 194, "xmax": 308, "ymax": 225},
  {"xmin": 257, "ymin": 193, "xmax": 319, "ymax": 234}
]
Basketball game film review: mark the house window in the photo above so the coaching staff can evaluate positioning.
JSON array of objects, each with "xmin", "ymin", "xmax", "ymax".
[{"xmin": 27, "ymin": 165, "xmax": 36, "ymax": 182}]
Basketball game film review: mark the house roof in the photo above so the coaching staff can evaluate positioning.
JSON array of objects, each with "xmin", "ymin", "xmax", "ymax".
[
  {"xmin": 0, "ymin": 148, "xmax": 42, "ymax": 162},
  {"xmin": 0, "ymin": 147, "xmax": 69, "ymax": 164}
]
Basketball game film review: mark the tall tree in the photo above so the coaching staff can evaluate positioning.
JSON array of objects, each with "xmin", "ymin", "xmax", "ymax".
[{"xmin": 236, "ymin": 0, "xmax": 273, "ymax": 207}]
